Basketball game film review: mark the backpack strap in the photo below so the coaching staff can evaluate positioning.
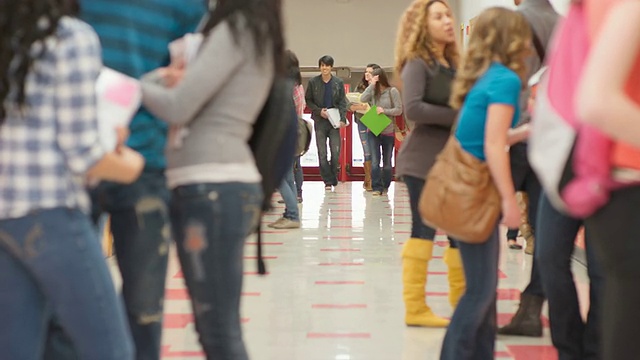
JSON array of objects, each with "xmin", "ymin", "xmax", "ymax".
[{"xmin": 255, "ymin": 221, "xmax": 267, "ymax": 274}]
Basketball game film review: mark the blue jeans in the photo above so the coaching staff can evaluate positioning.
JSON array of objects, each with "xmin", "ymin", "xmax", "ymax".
[
  {"xmin": 314, "ymin": 119, "xmax": 341, "ymax": 186},
  {"xmin": 170, "ymin": 182, "xmax": 262, "ymax": 359},
  {"xmin": 403, "ymin": 175, "xmax": 457, "ymax": 248},
  {"xmin": 46, "ymin": 171, "xmax": 171, "ymax": 360},
  {"xmin": 293, "ymin": 156, "xmax": 303, "ymax": 197},
  {"xmin": 369, "ymin": 133, "xmax": 395, "ymax": 192},
  {"xmin": 278, "ymin": 164, "xmax": 299, "ymax": 221},
  {"xmin": 0, "ymin": 208, "xmax": 133, "ymax": 360},
  {"xmin": 441, "ymin": 227, "xmax": 499, "ymax": 360},
  {"xmin": 356, "ymin": 119, "xmax": 371, "ymax": 162},
  {"xmin": 536, "ymin": 193, "xmax": 602, "ymax": 360}
]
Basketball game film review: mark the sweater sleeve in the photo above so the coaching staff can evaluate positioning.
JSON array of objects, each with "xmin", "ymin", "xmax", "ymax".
[
  {"xmin": 141, "ymin": 21, "xmax": 245, "ymax": 126},
  {"xmin": 401, "ymin": 59, "xmax": 457, "ymax": 127},
  {"xmin": 384, "ymin": 87, "xmax": 403, "ymax": 116}
]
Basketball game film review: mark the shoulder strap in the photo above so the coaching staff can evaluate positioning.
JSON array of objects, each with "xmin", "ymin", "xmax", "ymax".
[{"xmin": 531, "ymin": 28, "xmax": 546, "ymax": 63}]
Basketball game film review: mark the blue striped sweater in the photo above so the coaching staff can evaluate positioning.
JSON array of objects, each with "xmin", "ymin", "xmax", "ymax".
[{"xmin": 80, "ymin": 0, "xmax": 207, "ymax": 170}]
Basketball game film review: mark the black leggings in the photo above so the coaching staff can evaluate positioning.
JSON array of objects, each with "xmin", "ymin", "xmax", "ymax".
[
  {"xmin": 586, "ymin": 186, "xmax": 640, "ymax": 359},
  {"xmin": 403, "ymin": 175, "xmax": 456, "ymax": 248}
]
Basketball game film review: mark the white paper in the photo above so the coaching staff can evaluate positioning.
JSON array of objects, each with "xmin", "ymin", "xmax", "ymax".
[
  {"xmin": 327, "ymin": 108, "xmax": 342, "ymax": 129},
  {"xmin": 169, "ymin": 33, "xmax": 204, "ymax": 66},
  {"xmin": 95, "ymin": 68, "xmax": 141, "ymax": 151}
]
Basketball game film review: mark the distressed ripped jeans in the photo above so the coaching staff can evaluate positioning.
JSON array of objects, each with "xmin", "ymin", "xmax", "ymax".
[
  {"xmin": 45, "ymin": 170, "xmax": 171, "ymax": 360},
  {"xmin": 170, "ymin": 182, "xmax": 262, "ymax": 360}
]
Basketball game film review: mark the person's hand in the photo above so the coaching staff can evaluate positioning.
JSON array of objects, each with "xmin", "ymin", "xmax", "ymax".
[
  {"xmin": 339, "ymin": 121, "xmax": 348, "ymax": 128},
  {"xmin": 376, "ymin": 107, "xmax": 385, "ymax": 115},
  {"xmin": 158, "ymin": 67, "xmax": 185, "ymax": 88},
  {"xmin": 321, "ymin": 108, "xmax": 329, "ymax": 119},
  {"xmin": 501, "ymin": 196, "xmax": 521, "ymax": 229},
  {"xmin": 115, "ymin": 126, "xmax": 130, "ymax": 153},
  {"xmin": 370, "ymin": 75, "xmax": 379, "ymax": 86}
]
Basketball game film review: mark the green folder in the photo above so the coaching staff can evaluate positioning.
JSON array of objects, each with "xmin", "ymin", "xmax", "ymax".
[{"xmin": 360, "ymin": 106, "xmax": 392, "ymax": 136}]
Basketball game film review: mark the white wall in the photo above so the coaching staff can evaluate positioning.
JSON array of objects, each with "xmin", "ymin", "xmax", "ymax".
[
  {"xmin": 283, "ymin": 0, "xmax": 414, "ymax": 68},
  {"xmin": 457, "ymin": 0, "xmax": 569, "ymax": 24}
]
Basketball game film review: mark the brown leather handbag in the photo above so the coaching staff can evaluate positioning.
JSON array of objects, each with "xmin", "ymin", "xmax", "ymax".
[{"xmin": 419, "ymin": 136, "xmax": 502, "ymax": 243}]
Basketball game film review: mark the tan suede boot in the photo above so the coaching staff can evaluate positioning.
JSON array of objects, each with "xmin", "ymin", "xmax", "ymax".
[
  {"xmin": 401, "ymin": 238, "xmax": 449, "ymax": 327},
  {"xmin": 363, "ymin": 161, "xmax": 373, "ymax": 191}
]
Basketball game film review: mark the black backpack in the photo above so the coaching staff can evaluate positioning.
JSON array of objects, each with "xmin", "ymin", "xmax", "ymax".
[{"xmin": 248, "ymin": 76, "xmax": 297, "ymax": 274}]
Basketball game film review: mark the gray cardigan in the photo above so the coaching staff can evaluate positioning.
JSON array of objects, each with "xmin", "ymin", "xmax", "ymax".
[
  {"xmin": 141, "ymin": 18, "xmax": 274, "ymax": 172},
  {"xmin": 359, "ymin": 85, "xmax": 403, "ymax": 135},
  {"xmin": 396, "ymin": 58, "xmax": 457, "ymax": 179}
]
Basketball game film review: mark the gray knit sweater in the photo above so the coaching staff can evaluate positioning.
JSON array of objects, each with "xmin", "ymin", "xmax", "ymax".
[{"xmin": 141, "ymin": 18, "xmax": 274, "ymax": 186}]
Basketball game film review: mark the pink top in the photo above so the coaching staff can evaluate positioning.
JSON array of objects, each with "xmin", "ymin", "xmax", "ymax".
[{"xmin": 293, "ymin": 84, "xmax": 306, "ymax": 117}]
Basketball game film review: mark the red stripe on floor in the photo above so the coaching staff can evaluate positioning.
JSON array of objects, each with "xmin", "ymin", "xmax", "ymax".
[
  {"xmin": 425, "ymin": 291, "xmax": 449, "ymax": 297},
  {"xmin": 323, "ymin": 236, "xmax": 364, "ymax": 239},
  {"xmin": 161, "ymin": 346, "xmax": 204, "ymax": 358},
  {"xmin": 507, "ymin": 345, "xmax": 558, "ymax": 360},
  {"xmin": 307, "ymin": 333, "xmax": 371, "ymax": 339},
  {"xmin": 318, "ymin": 263, "xmax": 363, "ymax": 266},
  {"xmin": 174, "ymin": 271, "xmax": 269, "ymax": 279},
  {"xmin": 498, "ymin": 313, "xmax": 550, "ymax": 327},
  {"xmin": 320, "ymin": 248, "xmax": 361, "ymax": 252},
  {"xmin": 164, "ymin": 314, "xmax": 250, "ymax": 329},
  {"xmin": 165, "ymin": 288, "xmax": 189, "ymax": 300},
  {"xmin": 312, "ymin": 304, "xmax": 367, "ymax": 309},
  {"xmin": 165, "ymin": 289, "xmax": 261, "ymax": 299},
  {"xmin": 497, "ymin": 288, "xmax": 521, "ymax": 301}
]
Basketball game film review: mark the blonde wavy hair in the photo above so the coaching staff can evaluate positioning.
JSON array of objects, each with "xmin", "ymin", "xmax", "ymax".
[
  {"xmin": 394, "ymin": 0, "xmax": 460, "ymax": 77},
  {"xmin": 450, "ymin": 7, "xmax": 532, "ymax": 109}
]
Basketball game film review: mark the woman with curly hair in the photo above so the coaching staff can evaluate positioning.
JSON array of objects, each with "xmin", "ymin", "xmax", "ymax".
[
  {"xmin": 394, "ymin": 0, "xmax": 464, "ymax": 328},
  {"xmin": 0, "ymin": 0, "xmax": 144, "ymax": 358},
  {"xmin": 440, "ymin": 7, "xmax": 531, "ymax": 359}
]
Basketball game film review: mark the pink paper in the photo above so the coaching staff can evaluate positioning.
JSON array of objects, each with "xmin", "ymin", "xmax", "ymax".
[{"xmin": 104, "ymin": 80, "xmax": 138, "ymax": 107}]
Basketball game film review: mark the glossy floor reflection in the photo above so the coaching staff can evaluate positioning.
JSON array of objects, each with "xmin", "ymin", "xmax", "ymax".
[{"xmin": 155, "ymin": 181, "xmax": 590, "ymax": 360}]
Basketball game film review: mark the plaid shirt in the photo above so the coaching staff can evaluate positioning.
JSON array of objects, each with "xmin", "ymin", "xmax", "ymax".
[{"xmin": 0, "ymin": 18, "xmax": 106, "ymax": 219}]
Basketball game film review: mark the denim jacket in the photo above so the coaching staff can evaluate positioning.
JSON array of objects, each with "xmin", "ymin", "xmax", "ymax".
[{"xmin": 304, "ymin": 75, "xmax": 348, "ymax": 123}]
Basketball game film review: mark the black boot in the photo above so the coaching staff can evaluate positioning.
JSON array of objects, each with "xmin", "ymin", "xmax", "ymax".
[{"xmin": 498, "ymin": 293, "xmax": 544, "ymax": 337}]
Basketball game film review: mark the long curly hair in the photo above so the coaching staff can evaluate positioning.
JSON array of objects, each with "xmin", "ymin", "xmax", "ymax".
[
  {"xmin": 450, "ymin": 7, "xmax": 532, "ymax": 109},
  {"xmin": 394, "ymin": 0, "xmax": 459, "ymax": 77},
  {"xmin": 0, "ymin": 0, "xmax": 63, "ymax": 122}
]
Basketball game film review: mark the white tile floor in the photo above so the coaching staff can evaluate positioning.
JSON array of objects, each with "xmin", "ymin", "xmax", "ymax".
[{"xmin": 133, "ymin": 181, "xmax": 591, "ymax": 359}]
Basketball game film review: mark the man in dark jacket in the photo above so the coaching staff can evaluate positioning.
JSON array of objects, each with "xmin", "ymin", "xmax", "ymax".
[{"xmin": 305, "ymin": 55, "xmax": 348, "ymax": 190}]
